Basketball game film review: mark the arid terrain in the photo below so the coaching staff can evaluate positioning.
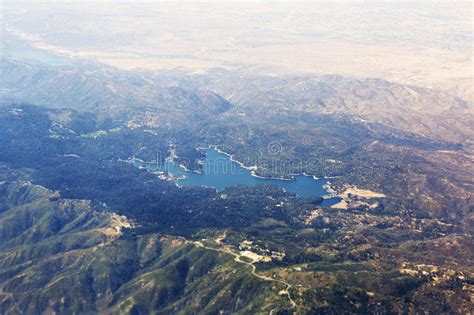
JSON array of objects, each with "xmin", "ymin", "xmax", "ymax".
[
  {"xmin": 2, "ymin": 2, "xmax": 473, "ymax": 104},
  {"xmin": 0, "ymin": 1, "xmax": 473, "ymax": 314}
]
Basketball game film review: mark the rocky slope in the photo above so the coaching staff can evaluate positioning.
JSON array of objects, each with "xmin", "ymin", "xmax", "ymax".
[
  {"xmin": 0, "ymin": 181, "xmax": 281, "ymax": 314},
  {"xmin": 153, "ymin": 70, "xmax": 474, "ymax": 144},
  {"xmin": 0, "ymin": 58, "xmax": 473, "ymax": 314},
  {"xmin": 0, "ymin": 59, "xmax": 232, "ymax": 125},
  {"xmin": 2, "ymin": 59, "xmax": 473, "ymax": 143}
]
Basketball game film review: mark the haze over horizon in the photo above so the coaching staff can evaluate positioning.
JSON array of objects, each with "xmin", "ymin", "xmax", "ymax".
[
  {"xmin": 2, "ymin": 1, "xmax": 473, "ymax": 104},
  {"xmin": 0, "ymin": 2, "xmax": 473, "ymax": 314}
]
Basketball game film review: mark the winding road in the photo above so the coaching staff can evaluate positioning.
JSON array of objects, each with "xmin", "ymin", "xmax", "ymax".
[{"xmin": 191, "ymin": 240, "xmax": 297, "ymax": 311}]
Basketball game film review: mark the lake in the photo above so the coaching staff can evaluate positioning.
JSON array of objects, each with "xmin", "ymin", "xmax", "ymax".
[{"xmin": 134, "ymin": 147, "xmax": 340, "ymax": 205}]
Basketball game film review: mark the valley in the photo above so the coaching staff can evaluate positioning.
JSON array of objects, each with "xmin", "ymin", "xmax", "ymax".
[
  {"xmin": 0, "ymin": 55, "xmax": 472, "ymax": 312},
  {"xmin": 0, "ymin": 11, "xmax": 472, "ymax": 311}
]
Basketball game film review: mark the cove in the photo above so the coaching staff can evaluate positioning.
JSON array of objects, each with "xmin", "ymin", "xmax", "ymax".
[{"xmin": 134, "ymin": 147, "xmax": 340, "ymax": 205}]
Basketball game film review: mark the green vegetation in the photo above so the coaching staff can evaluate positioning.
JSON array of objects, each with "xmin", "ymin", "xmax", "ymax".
[{"xmin": 0, "ymin": 102, "xmax": 472, "ymax": 314}]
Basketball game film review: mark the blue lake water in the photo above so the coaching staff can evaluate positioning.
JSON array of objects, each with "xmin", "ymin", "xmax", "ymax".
[{"xmin": 134, "ymin": 147, "xmax": 340, "ymax": 205}]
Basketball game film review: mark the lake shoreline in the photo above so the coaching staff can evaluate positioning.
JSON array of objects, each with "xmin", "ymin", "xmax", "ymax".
[
  {"xmin": 126, "ymin": 145, "xmax": 340, "ymax": 199},
  {"xmin": 199, "ymin": 144, "xmax": 338, "ymax": 183}
]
